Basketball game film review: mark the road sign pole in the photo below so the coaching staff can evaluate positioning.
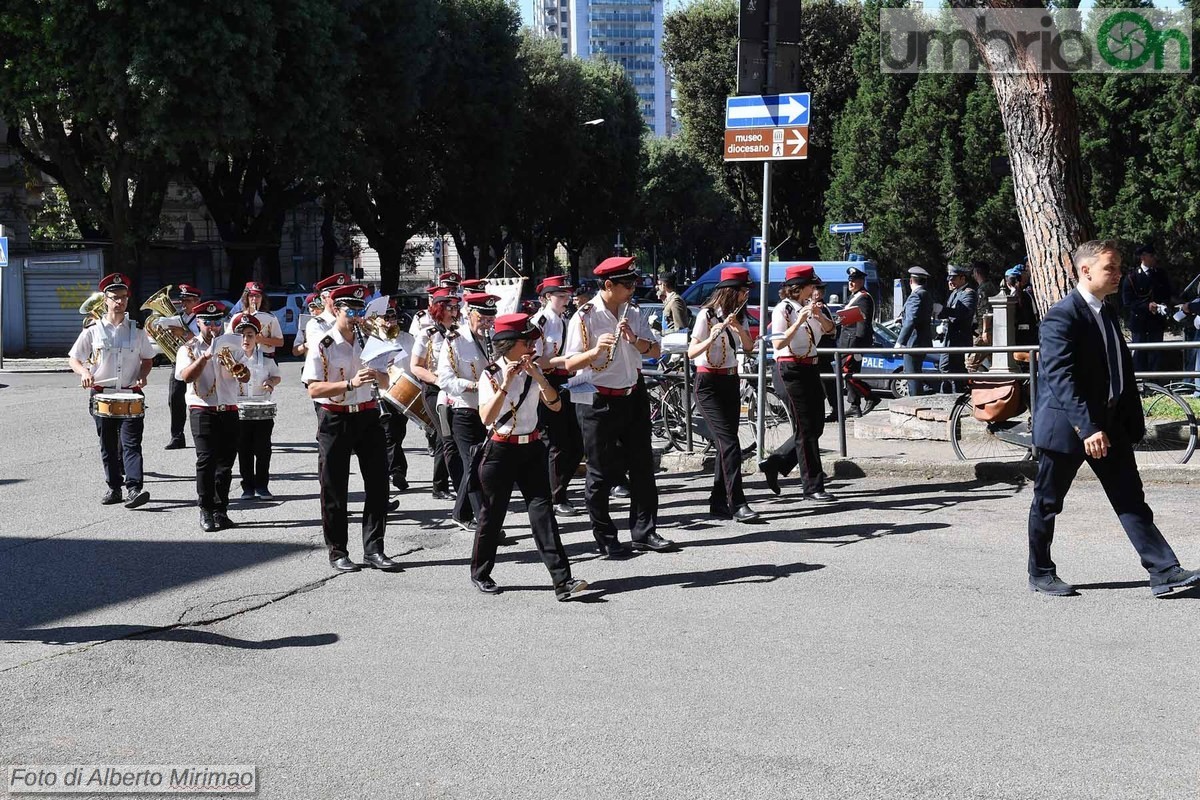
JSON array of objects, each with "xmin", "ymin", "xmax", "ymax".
[{"xmin": 755, "ymin": 0, "xmax": 778, "ymax": 462}]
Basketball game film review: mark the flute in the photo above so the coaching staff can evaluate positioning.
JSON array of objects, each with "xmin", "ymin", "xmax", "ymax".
[{"xmin": 352, "ymin": 322, "xmax": 381, "ymax": 401}]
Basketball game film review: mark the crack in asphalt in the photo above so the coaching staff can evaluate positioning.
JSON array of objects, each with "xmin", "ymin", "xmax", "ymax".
[{"xmin": 0, "ymin": 519, "xmax": 108, "ymax": 554}]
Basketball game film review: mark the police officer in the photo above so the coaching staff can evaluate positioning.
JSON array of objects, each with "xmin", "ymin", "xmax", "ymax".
[
  {"xmin": 531, "ymin": 275, "xmax": 585, "ymax": 517},
  {"xmin": 411, "ymin": 288, "xmax": 461, "ymax": 501},
  {"xmin": 231, "ymin": 313, "xmax": 281, "ymax": 500},
  {"xmin": 1120, "ymin": 243, "xmax": 1173, "ymax": 374},
  {"xmin": 838, "ymin": 265, "xmax": 878, "ymax": 417},
  {"xmin": 1005, "ymin": 265, "xmax": 1040, "ymax": 371},
  {"xmin": 564, "ymin": 256, "xmax": 676, "ymax": 556},
  {"xmin": 758, "ymin": 265, "xmax": 836, "ymax": 501},
  {"xmin": 472, "ymin": 313, "xmax": 589, "ymax": 601},
  {"xmin": 175, "ymin": 300, "xmax": 249, "ymax": 531},
  {"xmin": 937, "ymin": 264, "xmax": 978, "ymax": 394},
  {"xmin": 688, "ymin": 266, "xmax": 759, "ymax": 521},
  {"xmin": 154, "ymin": 283, "xmax": 201, "ymax": 449},
  {"xmin": 302, "ymin": 284, "xmax": 402, "ymax": 574},
  {"xmin": 895, "ymin": 266, "xmax": 934, "ymax": 397},
  {"xmin": 437, "ymin": 291, "xmax": 499, "ymax": 531},
  {"xmin": 68, "ymin": 273, "xmax": 156, "ymax": 507}
]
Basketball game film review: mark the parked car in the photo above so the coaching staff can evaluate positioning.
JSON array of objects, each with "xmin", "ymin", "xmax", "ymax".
[{"xmin": 859, "ymin": 321, "xmax": 941, "ymax": 398}]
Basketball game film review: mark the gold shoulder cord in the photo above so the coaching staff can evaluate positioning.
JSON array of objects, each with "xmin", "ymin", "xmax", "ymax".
[
  {"xmin": 318, "ymin": 339, "xmax": 347, "ymax": 401},
  {"xmin": 703, "ymin": 308, "xmax": 728, "ymax": 367},
  {"xmin": 579, "ymin": 315, "xmax": 615, "ymax": 373}
]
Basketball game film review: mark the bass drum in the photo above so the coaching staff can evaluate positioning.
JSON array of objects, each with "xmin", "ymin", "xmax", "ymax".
[{"xmin": 384, "ymin": 366, "xmax": 435, "ymax": 433}]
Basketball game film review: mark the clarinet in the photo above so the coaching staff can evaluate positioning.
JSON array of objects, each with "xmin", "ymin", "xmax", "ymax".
[{"xmin": 353, "ymin": 323, "xmax": 380, "ymax": 401}]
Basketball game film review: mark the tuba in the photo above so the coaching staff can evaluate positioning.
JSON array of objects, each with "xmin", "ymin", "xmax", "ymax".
[
  {"xmin": 140, "ymin": 286, "xmax": 189, "ymax": 363},
  {"xmin": 78, "ymin": 292, "xmax": 106, "ymax": 328}
]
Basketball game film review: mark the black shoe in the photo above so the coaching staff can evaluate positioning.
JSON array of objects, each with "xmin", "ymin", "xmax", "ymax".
[
  {"xmin": 388, "ymin": 499, "xmax": 400, "ymax": 512},
  {"xmin": 256, "ymin": 487, "xmax": 273, "ymax": 498},
  {"xmin": 1150, "ymin": 566, "xmax": 1200, "ymax": 597},
  {"xmin": 632, "ymin": 533, "xmax": 677, "ymax": 552},
  {"xmin": 595, "ymin": 539, "xmax": 632, "ymax": 558},
  {"xmin": 392, "ymin": 478, "xmax": 410, "ymax": 492},
  {"xmin": 497, "ymin": 528, "xmax": 514, "ymax": 546},
  {"xmin": 1028, "ymin": 574, "xmax": 1076, "ymax": 596},
  {"xmin": 758, "ymin": 459, "xmax": 781, "ymax": 496},
  {"xmin": 431, "ymin": 489, "xmax": 454, "ymax": 501},
  {"xmin": 824, "ymin": 412, "xmax": 837, "ymax": 422},
  {"xmin": 553, "ymin": 502, "xmax": 580, "ymax": 517},
  {"xmin": 733, "ymin": 504, "xmax": 761, "ymax": 522},
  {"xmin": 101, "ymin": 488, "xmax": 123, "ymax": 505},
  {"xmin": 555, "ymin": 578, "xmax": 589, "ymax": 602},
  {"xmin": 863, "ymin": 397, "xmax": 880, "ymax": 415},
  {"xmin": 452, "ymin": 517, "xmax": 476, "ymax": 533},
  {"xmin": 330, "ymin": 556, "xmax": 361, "ymax": 573},
  {"xmin": 213, "ymin": 511, "xmax": 236, "ymax": 529},
  {"xmin": 471, "ymin": 576, "xmax": 501, "ymax": 594},
  {"xmin": 199, "ymin": 510, "xmax": 219, "ymax": 532},
  {"xmin": 364, "ymin": 552, "xmax": 403, "ymax": 572},
  {"xmin": 239, "ymin": 488, "xmax": 256, "ymax": 501},
  {"xmin": 804, "ymin": 491, "xmax": 836, "ymax": 503},
  {"xmin": 611, "ymin": 485, "xmax": 630, "ymax": 499},
  {"xmin": 123, "ymin": 488, "xmax": 150, "ymax": 509},
  {"xmin": 709, "ymin": 501, "xmax": 733, "ymax": 519},
  {"xmin": 849, "ymin": 405, "xmax": 863, "ymax": 418},
  {"xmin": 164, "ymin": 439, "xmax": 185, "ymax": 450}
]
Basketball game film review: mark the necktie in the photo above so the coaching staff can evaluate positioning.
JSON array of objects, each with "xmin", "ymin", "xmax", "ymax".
[{"xmin": 1101, "ymin": 305, "xmax": 1122, "ymax": 401}]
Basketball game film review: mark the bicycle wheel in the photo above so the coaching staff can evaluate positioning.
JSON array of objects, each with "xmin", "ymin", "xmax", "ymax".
[
  {"xmin": 659, "ymin": 380, "xmax": 694, "ymax": 451},
  {"xmin": 647, "ymin": 385, "xmax": 676, "ymax": 451},
  {"xmin": 742, "ymin": 384, "xmax": 794, "ymax": 457},
  {"xmin": 1136, "ymin": 382, "xmax": 1197, "ymax": 464},
  {"xmin": 947, "ymin": 392, "xmax": 1033, "ymax": 462}
]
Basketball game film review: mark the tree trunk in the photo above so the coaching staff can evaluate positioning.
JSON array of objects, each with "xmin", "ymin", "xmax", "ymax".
[
  {"xmin": 320, "ymin": 201, "xmax": 339, "ymax": 279},
  {"xmin": 226, "ymin": 247, "xmax": 258, "ymax": 299},
  {"xmin": 953, "ymin": 2, "xmax": 1094, "ymax": 315},
  {"xmin": 567, "ymin": 247, "xmax": 583, "ymax": 285},
  {"xmin": 377, "ymin": 244, "xmax": 405, "ymax": 296}
]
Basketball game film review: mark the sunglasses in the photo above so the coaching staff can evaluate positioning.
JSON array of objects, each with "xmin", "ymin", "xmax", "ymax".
[
  {"xmin": 199, "ymin": 318, "xmax": 225, "ymax": 326},
  {"xmin": 340, "ymin": 306, "xmax": 367, "ymax": 318},
  {"xmin": 613, "ymin": 279, "xmax": 638, "ymax": 289}
]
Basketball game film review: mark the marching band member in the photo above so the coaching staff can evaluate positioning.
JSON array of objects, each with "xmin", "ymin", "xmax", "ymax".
[
  {"xmin": 291, "ymin": 293, "xmax": 323, "ymax": 358},
  {"xmin": 231, "ymin": 313, "xmax": 282, "ymax": 500},
  {"xmin": 472, "ymin": 313, "xmax": 589, "ymax": 601},
  {"xmin": 302, "ymin": 284, "xmax": 402, "ymax": 574},
  {"xmin": 302, "ymin": 273, "xmax": 350, "ymax": 351},
  {"xmin": 411, "ymin": 288, "xmax": 461, "ymax": 502},
  {"xmin": 154, "ymin": 283, "xmax": 201, "ymax": 449},
  {"xmin": 175, "ymin": 300, "xmax": 250, "ymax": 531},
  {"xmin": 378, "ymin": 299, "xmax": 411, "ymax": 492},
  {"xmin": 437, "ymin": 291, "xmax": 500, "ymax": 531},
  {"xmin": 68, "ymin": 273, "xmax": 155, "ymax": 508},
  {"xmin": 228, "ymin": 281, "xmax": 284, "ymax": 360},
  {"xmin": 408, "ymin": 272, "xmax": 462, "ymax": 336},
  {"xmin": 563, "ymin": 256, "xmax": 677, "ymax": 557},
  {"xmin": 758, "ymin": 265, "xmax": 837, "ymax": 502},
  {"xmin": 530, "ymin": 275, "xmax": 585, "ymax": 517},
  {"xmin": 687, "ymin": 267, "xmax": 759, "ymax": 522}
]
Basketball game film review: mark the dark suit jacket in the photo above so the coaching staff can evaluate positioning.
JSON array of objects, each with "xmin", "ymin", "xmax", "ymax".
[
  {"xmin": 1032, "ymin": 290, "xmax": 1145, "ymax": 455},
  {"xmin": 837, "ymin": 290, "xmax": 875, "ymax": 350},
  {"xmin": 938, "ymin": 286, "xmax": 977, "ymax": 346},
  {"xmin": 1119, "ymin": 267, "xmax": 1172, "ymax": 335},
  {"xmin": 896, "ymin": 286, "xmax": 932, "ymax": 349}
]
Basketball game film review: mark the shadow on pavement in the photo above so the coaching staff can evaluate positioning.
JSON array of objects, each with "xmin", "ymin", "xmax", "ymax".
[
  {"xmin": 5, "ymin": 625, "xmax": 338, "ymax": 649},
  {"xmin": 588, "ymin": 561, "xmax": 825, "ymax": 595}
]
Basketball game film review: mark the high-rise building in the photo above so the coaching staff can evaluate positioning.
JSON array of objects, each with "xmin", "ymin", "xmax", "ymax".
[{"xmin": 535, "ymin": 0, "xmax": 672, "ymax": 137}]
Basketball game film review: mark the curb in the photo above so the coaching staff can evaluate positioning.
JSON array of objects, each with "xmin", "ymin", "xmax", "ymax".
[{"xmin": 830, "ymin": 457, "xmax": 1200, "ymax": 484}]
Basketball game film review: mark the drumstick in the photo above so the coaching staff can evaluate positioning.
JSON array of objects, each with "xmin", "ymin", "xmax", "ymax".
[{"xmin": 93, "ymin": 377, "xmax": 119, "ymax": 386}]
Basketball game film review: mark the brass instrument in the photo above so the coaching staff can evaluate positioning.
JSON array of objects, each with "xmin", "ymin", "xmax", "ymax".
[
  {"xmin": 217, "ymin": 347, "xmax": 251, "ymax": 382},
  {"xmin": 140, "ymin": 285, "xmax": 189, "ymax": 363},
  {"xmin": 79, "ymin": 292, "xmax": 106, "ymax": 328},
  {"xmin": 362, "ymin": 314, "xmax": 399, "ymax": 341}
]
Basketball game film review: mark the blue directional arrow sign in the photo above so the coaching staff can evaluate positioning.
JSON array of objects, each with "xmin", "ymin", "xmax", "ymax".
[
  {"xmin": 829, "ymin": 222, "xmax": 865, "ymax": 235},
  {"xmin": 0, "ymin": 237, "xmax": 8, "ymax": 268},
  {"xmin": 725, "ymin": 92, "xmax": 810, "ymax": 129}
]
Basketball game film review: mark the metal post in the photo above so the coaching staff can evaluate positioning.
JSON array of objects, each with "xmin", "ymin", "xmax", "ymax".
[
  {"xmin": 683, "ymin": 352, "xmax": 694, "ymax": 452},
  {"xmin": 0, "ymin": 223, "xmax": 6, "ymax": 370},
  {"xmin": 755, "ymin": 162, "xmax": 771, "ymax": 461},
  {"xmin": 1027, "ymin": 347, "xmax": 1037, "ymax": 459},
  {"xmin": 833, "ymin": 348, "xmax": 847, "ymax": 457}
]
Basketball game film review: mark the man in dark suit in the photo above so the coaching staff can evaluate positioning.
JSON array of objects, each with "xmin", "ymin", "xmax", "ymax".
[
  {"xmin": 1028, "ymin": 239, "xmax": 1199, "ymax": 598},
  {"xmin": 936, "ymin": 264, "xmax": 977, "ymax": 393},
  {"xmin": 895, "ymin": 266, "xmax": 933, "ymax": 397},
  {"xmin": 838, "ymin": 265, "xmax": 878, "ymax": 416},
  {"xmin": 1119, "ymin": 242, "xmax": 1172, "ymax": 374}
]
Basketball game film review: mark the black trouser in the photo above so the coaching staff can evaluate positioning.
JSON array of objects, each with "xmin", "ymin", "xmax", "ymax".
[
  {"xmin": 766, "ymin": 362, "xmax": 826, "ymax": 494},
  {"xmin": 472, "ymin": 439, "xmax": 571, "ymax": 586},
  {"xmin": 575, "ymin": 381, "xmax": 658, "ymax": 546},
  {"xmin": 316, "ymin": 406, "xmax": 389, "ymax": 560},
  {"xmin": 817, "ymin": 354, "xmax": 838, "ymax": 412},
  {"xmin": 423, "ymin": 384, "xmax": 457, "ymax": 493},
  {"xmin": 190, "ymin": 408, "xmax": 238, "ymax": 511},
  {"xmin": 1130, "ymin": 328, "xmax": 1163, "ymax": 374},
  {"xmin": 695, "ymin": 372, "xmax": 745, "ymax": 507},
  {"xmin": 538, "ymin": 374, "xmax": 584, "ymax": 505},
  {"xmin": 167, "ymin": 373, "xmax": 187, "ymax": 442},
  {"xmin": 841, "ymin": 354, "xmax": 875, "ymax": 408},
  {"xmin": 379, "ymin": 405, "xmax": 409, "ymax": 486},
  {"xmin": 903, "ymin": 353, "xmax": 927, "ymax": 397},
  {"xmin": 237, "ymin": 418, "xmax": 274, "ymax": 492},
  {"xmin": 449, "ymin": 406, "xmax": 486, "ymax": 524},
  {"xmin": 938, "ymin": 350, "xmax": 967, "ymax": 394},
  {"xmin": 92, "ymin": 399, "xmax": 145, "ymax": 491},
  {"xmin": 1028, "ymin": 442, "xmax": 1179, "ymax": 579}
]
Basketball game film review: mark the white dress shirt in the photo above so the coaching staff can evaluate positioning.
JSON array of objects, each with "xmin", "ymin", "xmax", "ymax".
[
  {"xmin": 1077, "ymin": 286, "xmax": 1124, "ymax": 398},
  {"xmin": 532, "ymin": 308, "xmax": 568, "ymax": 367},
  {"xmin": 770, "ymin": 300, "xmax": 824, "ymax": 358},
  {"xmin": 690, "ymin": 307, "xmax": 740, "ymax": 369},
  {"xmin": 175, "ymin": 334, "xmax": 249, "ymax": 407},
  {"xmin": 69, "ymin": 317, "xmax": 155, "ymax": 390},
  {"xmin": 478, "ymin": 365, "xmax": 540, "ymax": 436},
  {"xmin": 563, "ymin": 299, "xmax": 654, "ymax": 389},
  {"xmin": 437, "ymin": 327, "xmax": 490, "ymax": 409},
  {"xmin": 300, "ymin": 325, "xmax": 378, "ymax": 407},
  {"xmin": 236, "ymin": 346, "xmax": 282, "ymax": 401},
  {"xmin": 228, "ymin": 310, "xmax": 283, "ymax": 356}
]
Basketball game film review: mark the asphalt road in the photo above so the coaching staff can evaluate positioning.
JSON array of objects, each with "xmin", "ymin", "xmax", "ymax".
[{"xmin": 2, "ymin": 363, "xmax": 1198, "ymax": 799}]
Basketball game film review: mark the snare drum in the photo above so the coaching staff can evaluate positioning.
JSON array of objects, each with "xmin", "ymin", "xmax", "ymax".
[
  {"xmin": 92, "ymin": 392, "xmax": 146, "ymax": 419},
  {"xmin": 384, "ymin": 367, "xmax": 436, "ymax": 432},
  {"xmin": 239, "ymin": 400, "xmax": 277, "ymax": 421}
]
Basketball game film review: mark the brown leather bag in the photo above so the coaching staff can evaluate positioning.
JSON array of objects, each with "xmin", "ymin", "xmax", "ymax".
[{"xmin": 970, "ymin": 379, "xmax": 1026, "ymax": 423}]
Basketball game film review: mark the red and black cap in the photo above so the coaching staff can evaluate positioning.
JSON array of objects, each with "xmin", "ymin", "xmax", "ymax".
[
  {"xmin": 244, "ymin": 281, "xmax": 264, "ymax": 295},
  {"xmin": 429, "ymin": 288, "xmax": 460, "ymax": 305},
  {"xmin": 177, "ymin": 283, "xmax": 201, "ymax": 299},
  {"xmin": 783, "ymin": 264, "xmax": 823, "ymax": 287},
  {"xmin": 195, "ymin": 300, "xmax": 230, "ymax": 320},
  {"xmin": 715, "ymin": 266, "xmax": 750, "ymax": 289},
  {"xmin": 304, "ymin": 292, "xmax": 320, "ymax": 308},
  {"xmin": 593, "ymin": 256, "xmax": 638, "ymax": 283},
  {"xmin": 464, "ymin": 292, "xmax": 500, "ymax": 316},
  {"xmin": 437, "ymin": 271, "xmax": 462, "ymax": 288},
  {"xmin": 537, "ymin": 275, "xmax": 574, "ymax": 295},
  {"xmin": 460, "ymin": 278, "xmax": 488, "ymax": 291},
  {"xmin": 330, "ymin": 284, "xmax": 368, "ymax": 307},
  {"xmin": 491, "ymin": 313, "xmax": 542, "ymax": 342},
  {"xmin": 314, "ymin": 273, "xmax": 350, "ymax": 294},
  {"xmin": 230, "ymin": 312, "xmax": 262, "ymax": 334},
  {"xmin": 98, "ymin": 273, "xmax": 132, "ymax": 294}
]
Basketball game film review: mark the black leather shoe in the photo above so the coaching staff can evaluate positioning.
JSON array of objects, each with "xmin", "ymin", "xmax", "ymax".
[
  {"xmin": 595, "ymin": 539, "xmax": 632, "ymax": 558},
  {"xmin": 758, "ymin": 459, "xmax": 781, "ymax": 496},
  {"xmin": 364, "ymin": 552, "xmax": 403, "ymax": 572},
  {"xmin": 848, "ymin": 405, "xmax": 863, "ymax": 418},
  {"xmin": 124, "ymin": 488, "xmax": 150, "ymax": 509},
  {"xmin": 330, "ymin": 556, "xmax": 361, "ymax": 573},
  {"xmin": 213, "ymin": 511, "xmax": 236, "ymax": 529},
  {"xmin": 734, "ymin": 504, "xmax": 761, "ymax": 522},
  {"xmin": 471, "ymin": 576, "xmax": 501, "ymax": 594},
  {"xmin": 1028, "ymin": 574, "xmax": 1076, "ymax": 596},
  {"xmin": 392, "ymin": 478, "xmax": 409, "ymax": 492},
  {"xmin": 239, "ymin": 488, "xmax": 256, "ymax": 501},
  {"xmin": 102, "ymin": 488, "xmax": 123, "ymax": 505},
  {"xmin": 164, "ymin": 439, "xmax": 185, "ymax": 450},
  {"xmin": 555, "ymin": 578, "xmax": 589, "ymax": 602},
  {"xmin": 824, "ymin": 412, "xmax": 837, "ymax": 422},
  {"xmin": 611, "ymin": 485, "xmax": 631, "ymax": 498},
  {"xmin": 388, "ymin": 499, "xmax": 401, "ymax": 512},
  {"xmin": 632, "ymin": 533, "xmax": 677, "ymax": 552},
  {"xmin": 863, "ymin": 398, "xmax": 880, "ymax": 415},
  {"xmin": 199, "ymin": 510, "xmax": 219, "ymax": 532},
  {"xmin": 1150, "ymin": 566, "xmax": 1200, "ymax": 597},
  {"xmin": 431, "ymin": 489, "xmax": 454, "ymax": 501},
  {"xmin": 804, "ymin": 491, "xmax": 837, "ymax": 503},
  {"xmin": 553, "ymin": 502, "xmax": 580, "ymax": 517},
  {"xmin": 256, "ymin": 488, "xmax": 273, "ymax": 498},
  {"xmin": 709, "ymin": 502, "xmax": 733, "ymax": 519}
]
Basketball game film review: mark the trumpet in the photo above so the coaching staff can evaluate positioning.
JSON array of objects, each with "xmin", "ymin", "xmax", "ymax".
[{"xmin": 217, "ymin": 347, "xmax": 251, "ymax": 382}]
